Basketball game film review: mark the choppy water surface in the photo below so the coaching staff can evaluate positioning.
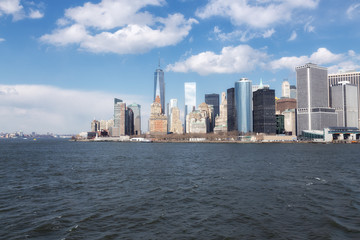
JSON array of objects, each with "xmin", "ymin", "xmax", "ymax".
[{"xmin": 1, "ymin": 139, "xmax": 360, "ymax": 239}]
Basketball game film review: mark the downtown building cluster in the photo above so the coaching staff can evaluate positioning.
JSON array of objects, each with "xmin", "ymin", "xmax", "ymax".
[{"xmin": 87, "ymin": 62, "xmax": 360, "ymax": 142}]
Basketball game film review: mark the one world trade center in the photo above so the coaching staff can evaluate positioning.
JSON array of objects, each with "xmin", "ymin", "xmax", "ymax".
[{"xmin": 154, "ymin": 62, "xmax": 165, "ymax": 114}]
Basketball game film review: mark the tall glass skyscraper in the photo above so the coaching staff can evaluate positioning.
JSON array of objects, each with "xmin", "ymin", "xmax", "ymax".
[
  {"xmin": 154, "ymin": 64, "xmax": 165, "ymax": 114},
  {"xmin": 127, "ymin": 103, "xmax": 141, "ymax": 135},
  {"xmin": 235, "ymin": 78, "xmax": 253, "ymax": 133}
]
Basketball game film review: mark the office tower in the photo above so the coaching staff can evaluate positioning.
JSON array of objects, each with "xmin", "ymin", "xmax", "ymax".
[
  {"xmin": 154, "ymin": 64, "xmax": 165, "ymax": 114},
  {"xmin": 253, "ymin": 88, "xmax": 276, "ymax": 134},
  {"xmin": 170, "ymin": 106, "xmax": 183, "ymax": 134},
  {"xmin": 186, "ymin": 103, "xmax": 210, "ymax": 134},
  {"xmin": 184, "ymin": 82, "xmax": 196, "ymax": 132},
  {"xmin": 290, "ymin": 85, "xmax": 297, "ymax": 99},
  {"xmin": 235, "ymin": 78, "xmax": 253, "ymax": 133},
  {"xmin": 227, "ymin": 87, "xmax": 236, "ymax": 131},
  {"xmin": 276, "ymin": 114, "xmax": 285, "ymax": 134},
  {"xmin": 296, "ymin": 63, "xmax": 337, "ymax": 135},
  {"xmin": 329, "ymin": 71, "xmax": 360, "ymax": 127},
  {"xmin": 282, "ymin": 80, "xmax": 290, "ymax": 98},
  {"xmin": 128, "ymin": 103, "xmax": 141, "ymax": 135},
  {"xmin": 205, "ymin": 94, "xmax": 219, "ymax": 117},
  {"xmin": 168, "ymin": 99, "xmax": 178, "ymax": 132},
  {"xmin": 125, "ymin": 107, "xmax": 134, "ymax": 135},
  {"xmin": 149, "ymin": 96, "xmax": 167, "ymax": 134},
  {"xmin": 252, "ymin": 79, "xmax": 269, "ymax": 92},
  {"xmin": 330, "ymin": 82, "xmax": 359, "ymax": 128},
  {"xmin": 91, "ymin": 120, "xmax": 100, "ymax": 132},
  {"xmin": 214, "ymin": 92, "xmax": 228, "ymax": 133},
  {"xmin": 283, "ymin": 109, "xmax": 296, "ymax": 135},
  {"xmin": 112, "ymin": 98, "xmax": 126, "ymax": 136}
]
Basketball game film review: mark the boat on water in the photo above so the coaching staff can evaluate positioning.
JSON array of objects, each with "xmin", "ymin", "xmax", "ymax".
[{"xmin": 130, "ymin": 137, "xmax": 152, "ymax": 143}]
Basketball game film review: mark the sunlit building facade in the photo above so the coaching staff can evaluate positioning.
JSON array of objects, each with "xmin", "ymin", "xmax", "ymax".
[{"xmin": 235, "ymin": 78, "xmax": 253, "ymax": 133}]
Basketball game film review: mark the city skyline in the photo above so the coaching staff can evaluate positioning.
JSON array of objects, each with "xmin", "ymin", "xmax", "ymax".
[{"xmin": 1, "ymin": 0, "xmax": 360, "ymax": 134}]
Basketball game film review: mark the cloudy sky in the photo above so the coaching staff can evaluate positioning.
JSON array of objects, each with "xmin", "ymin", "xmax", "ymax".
[{"xmin": 1, "ymin": 0, "xmax": 360, "ymax": 134}]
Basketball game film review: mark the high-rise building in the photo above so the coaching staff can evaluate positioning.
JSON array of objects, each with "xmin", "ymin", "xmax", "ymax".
[
  {"xmin": 184, "ymin": 82, "xmax": 196, "ymax": 132},
  {"xmin": 290, "ymin": 85, "xmax": 297, "ymax": 99},
  {"xmin": 253, "ymin": 88, "xmax": 276, "ymax": 134},
  {"xmin": 235, "ymin": 78, "xmax": 253, "ymax": 133},
  {"xmin": 125, "ymin": 107, "xmax": 134, "ymax": 135},
  {"xmin": 170, "ymin": 106, "xmax": 183, "ymax": 134},
  {"xmin": 227, "ymin": 87, "xmax": 236, "ymax": 132},
  {"xmin": 128, "ymin": 103, "xmax": 141, "ymax": 135},
  {"xmin": 329, "ymin": 71, "xmax": 360, "ymax": 127},
  {"xmin": 186, "ymin": 103, "xmax": 210, "ymax": 134},
  {"xmin": 149, "ymin": 96, "xmax": 167, "ymax": 135},
  {"xmin": 112, "ymin": 98, "xmax": 126, "ymax": 137},
  {"xmin": 275, "ymin": 98, "xmax": 297, "ymax": 114},
  {"xmin": 205, "ymin": 94, "xmax": 219, "ymax": 117},
  {"xmin": 330, "ymin": 82, "xmax": 359, "ymax": 128},
  {"xmin": 214, "ymin": 92, "xmax": 228, "ymax": 133},
  {"xmin": 168, "ymin": 99, "xmax": 178, "ymax": 132},
  {"xmin": 282, "ymin": 80, "xmax": 290, "ymax": 98},
  {"xmin": 296, "ymin": 63, "xmax": 337, "ymax": 135},
  {"xmin": 154, "ymin": 64, "xmax": 165, "ymax": 114}
]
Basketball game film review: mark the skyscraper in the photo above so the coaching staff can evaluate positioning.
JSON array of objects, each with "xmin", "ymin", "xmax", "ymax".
[
  {"xmin": 112, "ymin": 98, "xmax": 126, "ymax": 136},
  {"xmin": 154, "ymin": 63, "xmax": 165, "ymax": 114},
  {"xmin": 296, "ymin": 63, "xmax": 337, "ymax": 135},
  {"xmin": 184, "ymin": 82, "xmax": 196, "ymax": 132},
  {"xmin": 205, "ymin": 94, "xmax": 219, "ymax": 117},
  {"xmin": 227, "ymin": 87, "xmax": 236, "ymax": 131},
  {"xmin": 290, "ymin": 85, "xmax": 297, "ymax": 99},
  {"xmin": 214, "ymin": 92, "xmax": 228, "ymax": 133},
  {"xmin": 127, "ymin": 103, "xmax": 141, "ymax": 135},
  {"xmin": 253, "ymin": 88, "xmax": 276, "ymax": 134},
  {"xmin": 282, "ymin": 80, "xmax": 290, "ymax": 98},
  {"xmin": 330, "ymin": 82, "xmax": 359, "ymax": 128},
  {"xmin": 329, "ymin": 71, "xmax": 360, "ymax": 127},
  {"xmin": 168, "ymin": 99, "xmax": 178, "ymax": 132},
  {"xmin": 235, "ymin": 78, "xmax": 253, "ymax": 133}
]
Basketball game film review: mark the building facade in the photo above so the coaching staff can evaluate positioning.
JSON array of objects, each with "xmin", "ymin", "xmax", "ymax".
[
  {"xmin": 214, "ymin": 92, "xmax": 228, "ymax": 133},
  {"xmin": 205, "ymin": 94, "xmax": 219, "ymax": 117},
  {"xmin": 253, "ymin": 88, "xmax": 276, "ymax": 134},
  {"xmin": 112, "ymin": 98, "xmax": 126, "ymax": 136},
  {"xmin": 127, "ymin": 103, "xmax": 141, "ymax": 135},
  {"xmin": 227, "ymin": 87, "xmax": 236, "ymax": 132},
  {"xmin": 235, "ymin": 78, "xmax": 253, "ymax": 133},
  {"xmin": 149, "ymin": 96, "xmax": 167, "ymax": 135},
  {"xmin": 329, "ymin": 71, "xmax": 360, "ymax": 127},
  {"xmin": 168, "ymin": 99, "xmax": 178, "ymax": 132},
  {"xmin": 276, "ymin": 98, "xmax": 297, "ymax": 114},
  {"xmin": 282, "ymin": 80, "xmax": 290, "ymax": 98},
  {"xmin": 296, "ymin": 63, "xmax": 337, "ymax": 135},
  {"xmin": 170, "ymin": 106, "xmax": 183, "ymax": 134},
  {"xmin": 290, "ymin": 85, "xmax": 297, "ymax": 99},
  {"xmin": 154, "ymin": 66, "xmax": 165, "ymax": 114},
  {"xmin": 330, "ymin": 82, "xmax": 359, "ymax": 128}
]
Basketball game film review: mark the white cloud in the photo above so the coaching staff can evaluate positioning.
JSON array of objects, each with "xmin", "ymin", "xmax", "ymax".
[
  {"xmin": 212, "ymin": 26, "xmax": 275, "ymax": 42},
  {"xmin": 270, "ymin": 48, "xmax": 344, "ymax": 70},
  {"xmin": 196, "ymin": 0, "xmax": 319, "ymax": 28},
  {"xmin": 28, "ymin": 9, "xmax": 44, "ymax": 19},
  {"xmin": 347, "ymin": 3, "xmax": 360, "ymax": 19},
  {"xmin": 166, "ymin": 44, "xmax": 268, "ymax": 75},
  {"xmin": 41, "ymin": 0, "xmax": 197, "ymax": 54},
  {"xmin": 0, "ymin": 0, "xmax": 43, "ymax": 20},
  {"xmin": 0, "ymin": 85, "xmax": 150, "ymax": 134},
  {"xmin": 304, "ymin": 21, "xmax": 315, "ymax": 33},
  {"xmin": 288, "ymin": 30, "xmax": 297, "ymax": 41},
  {"xmin": 0, "ymin": 38, "xmax": 5, "ymax": 42}
]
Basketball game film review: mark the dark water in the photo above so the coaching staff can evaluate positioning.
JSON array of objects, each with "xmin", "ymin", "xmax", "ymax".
[{"xmin": 1, "ymin": 139, "xmax": 360, "ymax": 240}]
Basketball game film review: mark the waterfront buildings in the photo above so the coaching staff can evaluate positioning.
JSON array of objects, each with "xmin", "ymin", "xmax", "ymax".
[
  {"xmin": 186, "ymin": 103, "xmax": 211, "ymax": 134},
  {"xmin": 184, "ymin": 82, "xmax": 196, "ymax": 132},
  {"xmin": 282, "ymin": 80, "xmax": 290, "ymax": 98},
  {"xmin": 283, "ymin": 109, "xmax": 296, "ymax": 135},
  {"xmin": 329, "ymin": 71, "xmax": 360, "ymax": 127},
  {"xmin": 235, "ymin": 78, "xmax": 253, "ymax": 133},
  {"xmin": 253, "ymin": 88, "xmax": 276, "ymax": 134},
  {"xmin": 205, "ymin": 94, "xmax": 219, "ymax": 118},
  {"xmin": 168, "ymin": 99, "xmax": 178, "ymax": 132},
  {"xmin": 127, "ymin": 103, "xmax": 141, "ymax": 135},
  {"xmin": 112, "ymin": 98, "xmax": 126, "ymax": 137},
  {"xmin": 330, "ymin": 82, "xmax": 359, "ymax": 128},
  {"xmin": 170, "ymin": 105, "xmax": 183, "ymax": 134},
  {"xmin": 214, "ymin": 92, "xmax": 228, "ymax": 133},
  {"xmin": 227, "ymin": 87, "xmax": 236, "ymax": 132},
  {"xmin": 125, "ymin": 108, "xmax": 134, "ymax": 135},
  {"xmin": 296, "ymin": 63, "xmax": 337, "ymax": 135},
  {"xmin": 149, "ymin": 96, "xmax": 167, "ymax": 135},
  {"xmin": 154, "ymin": 64, "xmax": 165, "ymax": 114}
]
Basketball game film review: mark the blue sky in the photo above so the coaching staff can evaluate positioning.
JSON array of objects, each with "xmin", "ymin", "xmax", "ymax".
[{"xmin": 1, "ymin": 0, "xmax": 360, "ymax": 134}]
